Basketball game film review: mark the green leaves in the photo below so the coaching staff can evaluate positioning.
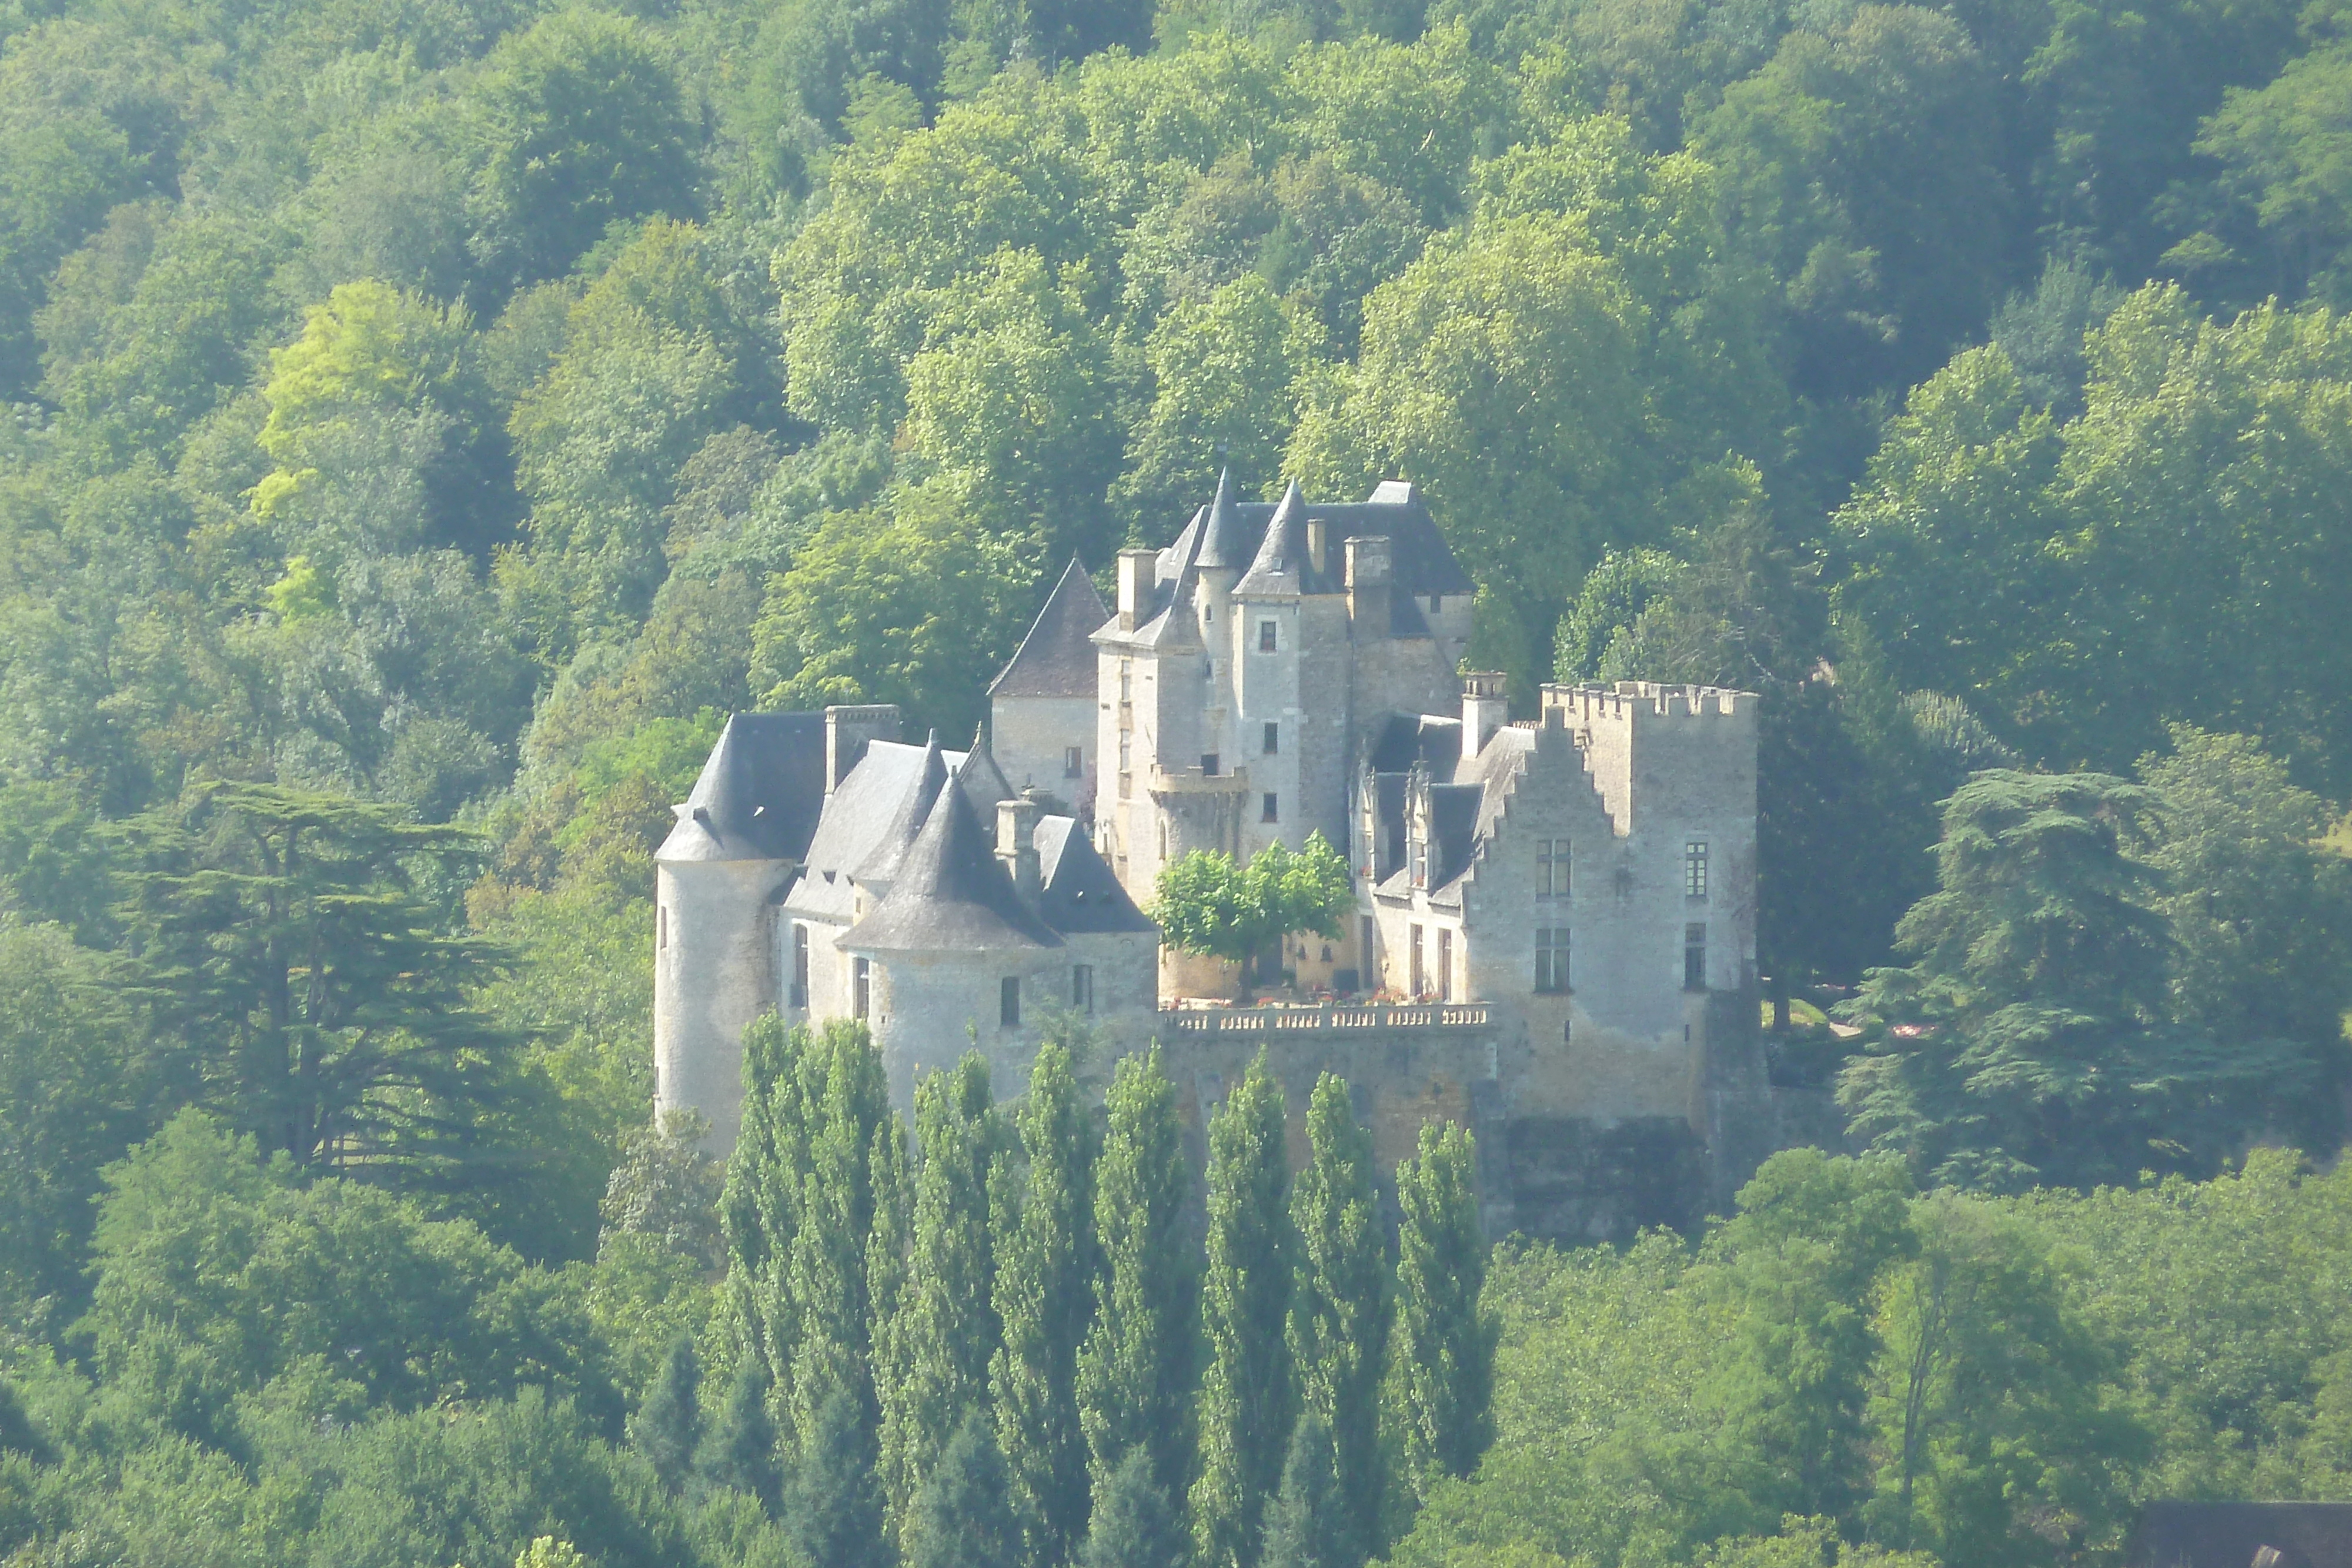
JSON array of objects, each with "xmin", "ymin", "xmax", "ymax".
[{"xmin": 1151, "ymin": 831, "xmax": 1354, "ymax": 988}]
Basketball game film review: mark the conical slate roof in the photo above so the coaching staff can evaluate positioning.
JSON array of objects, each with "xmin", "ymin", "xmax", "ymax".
[
  {"xmin": 846, "ymin": 773, "xmax": 1060, "ymax": 953},
  {"xmin": 990, "ymin": 557, "xmax": 1109, "ymax": 700},
  {"xmin": 854, "ymin": 730, "xmax": 946, "ymax": 885},
  {"xmin": 1195, "ymin": 466, "xmax": 1247, "ymax": 570},
  {"xmin": 656, "ymin": 712, "xmax": 827, "ymax": 864},
  {"xmin": 1234, "ymin": 478, "xmax": 1329, "ymax": 597}
]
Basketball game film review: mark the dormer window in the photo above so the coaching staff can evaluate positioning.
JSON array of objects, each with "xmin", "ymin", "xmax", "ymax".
[{"xmin": 1411, "ymin": 834, "xmax": 1428, "ymax": 888}]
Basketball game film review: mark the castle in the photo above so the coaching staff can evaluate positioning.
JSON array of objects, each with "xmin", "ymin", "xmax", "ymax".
[{"xmin": 655, "ymin": 475, "xmax": 1815, "ymax": 1239}]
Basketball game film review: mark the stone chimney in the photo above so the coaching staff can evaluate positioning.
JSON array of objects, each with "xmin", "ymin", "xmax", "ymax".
[
  {"xmin": 1307, "ymin": 516, "xmax": 1329, "ymax": 578},
  {"xmin": 997, "ymin": 793, "xmax": 1043, "ymax": 903},
  {"xmin": 1117, "ymin": 549, "xmax": 1157, "ymax": 632},
  {"xmin": 825, "ymin": 704, "xmax": 901, "ymax": 795},
  {"xmin": 1462, "ymin": 671, "xmax": 1509, "ymax": 758},
  {"xmin": 1346, "ymin": 535, "xmax": 1392, "ymax": 638}
]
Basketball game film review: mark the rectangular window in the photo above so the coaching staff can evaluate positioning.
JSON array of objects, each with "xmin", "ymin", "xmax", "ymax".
[
  {"xmin": 1534, "ymin": 927, "xmax": 1570, "ymax": 993},
  {"xmin": 1259, "ymin": 619, "xmax": 1279, "ymax": 653},
  {"xmin": 1064, "ymin": 745, "xmax": 1083, "ymax": 778},
  {"xmin": 1685, "ymin": 839, "xmax": 1709, "ymax": 900},
  {"xmin": 1201, "ymin": 753, "xmax": 1219, "ymax": 775},
  {"xmin": 791, "ymin": 924, "xmax": 810, "ymax": 1009},
  {"xmin": 1118, "ymin": 733, "xmax": 1131, "ymax": 770},
  {"xmin": 1361, "ymin": 915, "xmax": 1376, "ymax": 979},
  {"xmin": 853, "ymin": 957, "xmax": 871, "ymax": 1020},
  {"xmin": 1409, "ymin": 925, "xmax": 1425, "ymax": 997},
  {"xmin": 1072, "ymin": 964, "xmax": 1094, "ymax": 1014},
  {"xmin": 1120, "ymin": 662, "xmax": 1132, "ymax": 701},
  {"xmin": 1429, "ymin": 593, "xmax": 1443, "ymax": 616},
  {"xmin": 658, "ymin": 904, "xmax": 667, "ymax": 950},
  {"xmin": 1538, "ymin": 837, "xmax": 1570, "ymax": 898},
  {"xmin": 1001, "ymin": 975, "xmax": 1022, "ymax": 1028},
  {"xmin": 1684, "ymin": 922, "xmax": 1708, "ymax": 991},
  {"xmin": 1262, "ymin": 721, "xmax": 1279, "ymax": 755},
  {"xmin": 1262, "ymin": 791, "xmax": 1279, "ymax": 823},
  {"xmin": 1437, "ymin": 930, "xmax": 1453, "ymax": 1001}
]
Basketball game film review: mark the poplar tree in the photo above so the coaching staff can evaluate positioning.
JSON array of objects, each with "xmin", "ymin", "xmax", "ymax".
[
  {"xmin": 719, "ymin": 1014, "xmax": 811, "ymax": 1417},
  {"xmin": 866, "ymin": 1107, "xmax": 916, "ymax": 1539},
  {"xmin": 787, "ymin": 1019, "xmax": 890, "ymax": 1443},
  {"xmin": 1078, "ymin": 1045, "xmax": 1197, "ymax": 1503},
  {"xmin": 883, "ymin": 1051, "xmax": 1001, "ymax": 1539},
  {"xmin": 991, "ymin": 1041, "xmax": 1097, "ymax": 1568},
  {"xmin": 1287, "ymin": 1073, "xmax": 1388, "ymax": 1567},
  {"xmin": 1190, "ymin": 1049, "xmax": 1293, "ymax": 1568},
  {"xmin": 1389, "ymin": 1121, "xmax": 1496, "ymax": 1502}
]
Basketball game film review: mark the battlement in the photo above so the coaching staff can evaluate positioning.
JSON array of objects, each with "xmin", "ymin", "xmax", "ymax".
[{"xmin": 1541, "ymin": 681, "xmax": 1753, "ymax": 725}]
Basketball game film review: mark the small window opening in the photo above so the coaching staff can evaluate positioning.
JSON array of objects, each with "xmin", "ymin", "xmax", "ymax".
[
  {"xmin": 1072, "ymin": 964, "xmax": 1094, "ymax": 1014},
  {"xmin": 1064, "ymin": 745, "xmax": 1083, "ymax": 778},
  {"xmin": 853, "ymin": 957, "xmax": 871, "ymax": 1020},
  {"xmin": 1201, "ymin": 753, "xmax": 1220, "ymax": 775},
  {"xmin": 1262, "ymin": 721, "xmax": 1279, "ymax": 755},
  {"xmin": 1262, "ymin": 791, "xmax": 1279, "ymax": 823},
  {"xmin": 1539, "ymin": 838, "xmax": 1570, "ymax": 898},
  {"xmin": 1001, "ymin": 975, "xmax": 1022, "ymax": 1027},
  {"xmin": 1685, "ymin": 840, "xmax": 1710, "ymax": 900},
  {"xmin": 1535, "ymin": 927, "xmax": 1570, "ymax": 994},
  {"xmin": 1437, "ymin": 929, "xmax": 1453, "ymax": 1001},
  {"xmin": 1684, "ymin": 922, "xmax": 1708, "ymax": 991},
  {"xmin": 1259, "ymin": 620, "xmax": 1278, "ymax": 653},
  {"xmin": 791, "ymin": 924, "xmax": 810, "ymax": 1009}
]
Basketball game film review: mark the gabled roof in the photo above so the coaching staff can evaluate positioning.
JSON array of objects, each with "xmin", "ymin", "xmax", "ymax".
[
  {"xmin": 846, "ymin": 779, "xmax": 1061, "ymax": 953},
  {"xmin": 1036, "ymin": 817, "xmax": 1158, "ymax": 935},
  {"xmin": 656, "ymin": 713, "xmax": 827, "ymax": 864},
  {"xmin": 990, "ymin": 558, "xmax": 1109, "ymax": 700}
]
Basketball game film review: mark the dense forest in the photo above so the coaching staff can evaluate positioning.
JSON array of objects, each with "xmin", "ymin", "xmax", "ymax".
[{"xmin": 9, "ymin": 0, "xmax": 2352, "ymax": 1561}]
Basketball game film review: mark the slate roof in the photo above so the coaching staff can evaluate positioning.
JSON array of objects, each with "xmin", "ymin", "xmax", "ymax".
[
  {"xmin": 656, "ymin": 713, "xmax": 827, "ymax": 864},
  {"xmin": 1036, "ymin": 817, "xmax": 1159, "ymax": 935},
  {"xmin": 1195, "ymin": 466, "xmax": 1249, "ymax": 569},
  {"xmin": 1369, "ymin": 713, "xmax": 1466, "ymax": 774},
  {"xmin": 2129, "ymin": 1502, "xmax": 2352, "ymax": 1568},
  {"xmin": 845, "ymin": 773, "xmax": 1063, "ymax": 953},
  {"xmin": 1155, "ymin": 478, "xmax": 1475, "ymax": 600},
  {"xmin": 1233, "ymin": 480, "xmax": 1332, "ymax": 598},
  {"xmin": 990, "ymin": 557, "xmax": 1108, "ymax": 700}
]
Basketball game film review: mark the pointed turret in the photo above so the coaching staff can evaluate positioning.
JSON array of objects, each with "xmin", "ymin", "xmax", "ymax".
[
  {"xmin": 846, "ymin": 775, "xmax": 1060, "ymax": 952},
  {"xmin": 990, "ymin": 557, "xmax": 1110, "ymax": 700},
  {"xmin": 1235, "ymin": 478, "xmax": 1318, "ymax": 597},
  {"xmin": 856, "ymin": 730, "xmax": 947, "ymax": 885},
  {"xmin": 1195, "ymin": 466, "xmax": 1247, "ymax": 570}
]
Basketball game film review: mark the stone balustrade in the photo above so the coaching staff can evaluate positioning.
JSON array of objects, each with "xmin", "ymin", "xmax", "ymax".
[{"xmin": 1158, "ymin": 1001, "xmax": 1492, "ymax": 1033}]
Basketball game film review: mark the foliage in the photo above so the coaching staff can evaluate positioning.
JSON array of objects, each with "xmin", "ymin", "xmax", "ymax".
[
  {"xmin": 1390, "ymin": 1121, "xmax": 1495, "ymax": 1502},
  {"xmin": 1152, "ymin": 831, "xmax": 1354, "ymax": 990},
  {"xmin": 1287, "ymin": 1073, "xmax": 1387, "ymax": 1565},
  {"xmin": 1192, "ymin": 1049, "xmax": 1293, "ymax": 1568}
]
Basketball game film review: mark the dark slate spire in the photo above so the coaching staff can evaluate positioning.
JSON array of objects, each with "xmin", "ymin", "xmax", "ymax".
[
  {"xmin": 856, "ymin": 730, "xmax": 946, "ymax": 884},
  {"xmin": 846, "ymin": 773, "xmax": 1060, "ymax": 952},
  {"xmin": 1234, "ymin": 477, "xmax": 1315, "ymax": 597},
  {"xmin": 1195, "ymin": 465, "xmax": 1247, "ymax": 570},
  {"xmin": 990, "ymin": 557, "xmax": 1110, "ymax": 700}
]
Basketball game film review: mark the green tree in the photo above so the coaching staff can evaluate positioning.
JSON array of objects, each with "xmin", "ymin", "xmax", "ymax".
[
  {"xmin": 720, "ymin": 1015, "xmax": 812, "ymax": 1433},
  {"xmin": 1152, "ymin": 833, "xmax": 1354, "ymax": 998},
  {"xmin": 1836, "ymin": 771, "xmax": 2311, "ymax": 1189},
  {"xmin": 1863, "ymin": 1195, "xmax": 2141, "ymax": 1566},
  {"xmin": 2136, "ymin": 726, "xmax": 2352, "ymax": 1150},
  {"xmin": 1287, "ymin": 1074, "xmax": 1388, "ymax": 1566},
  {"xmin": 630, "ymin": 1333, "xmax": 699, "ymax": 1492},
  {"xmin": 884, "ymin": 1053, "xmax": 1001, "ymax": 1534},
  {"xmin": 749, "ymin": 486, "xmax": 1041, "ymax": 744},
  {"xmin": 907, "ymin": 1410, "xmax": 1020, "ymax": 1568},
  {"xmin": 1705, "ymin": 1151, "xmax": 1915, "ymax": 1534},
  {"xmin": 113, "ymin": 781, "xmax": 516, "ymax": 1188},
  {"xmin": 867, "ymin": 1106, "xmax": 916, "ymax": 1534},
  {"xmin": 462, "ymin": 9, "xmax": 699, "ymax": 293},
  {"xmin": 0, "ymin": 920, "xmax": 151, "ymax": 1329},
  {"xmin": 1261, "ymin": 1415, "xmax": 1341, "ymax": 1568},
  {"xmin": 1389, "ymin": 1121, "xmax": 1494, "ymax": 1502},
  {"xmin": 1191, "ymin": 1049, "xmax": 1294, "ymax": 1568},
  {"xmin": 790, "ymin": 1386, "xmax": 888, "ymax": 1568},
  {"xmin": 1082, "ymin": 1447, "xmax": 1187, "ymax": 1568},
  {"xmin": 1078, "ymin": 1045, "xmax": 1198, "ymax": 1500},
  {"xmin": 786, "ymin": 1020, "xmax": 891, "ymax": 1446},
  {"xmin": 696, "ymin": 1354, "xmax": 783, "ymax": 1511},
  {"xmin": 991, "ymin": 1041, "xmax": 1097, "ymax": 1568}
]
